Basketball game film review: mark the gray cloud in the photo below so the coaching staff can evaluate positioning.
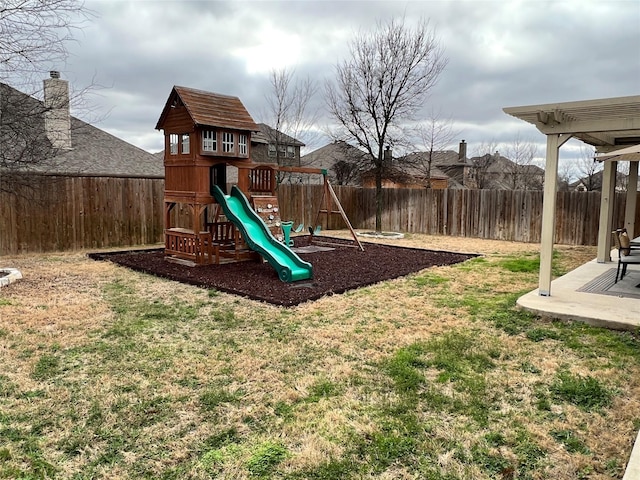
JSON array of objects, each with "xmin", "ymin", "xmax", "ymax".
[{"xmin": 58, "ymin": 0, "xmax": 638, "ymax": 157}]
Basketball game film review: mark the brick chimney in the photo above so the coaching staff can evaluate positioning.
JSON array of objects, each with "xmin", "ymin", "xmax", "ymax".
[
  {"xmin": 458, "ymin": 139, "xmax": 467, "ymax": 161},
  {"xmin": 383, "ymin": 145, "xmax": 392, "ymax": 167},
  {"xmin": 43, "ymin": 71, "xmax": 72, "ymax": 149}
]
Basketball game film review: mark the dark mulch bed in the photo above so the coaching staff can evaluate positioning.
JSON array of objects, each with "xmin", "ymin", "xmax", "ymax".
[{"xmin": 89, "ymin": 236, "xmax": 476, "ymax": 307}]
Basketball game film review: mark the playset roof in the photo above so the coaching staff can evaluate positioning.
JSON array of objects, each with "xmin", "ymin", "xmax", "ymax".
[{"xmin": 155, "ymin": 86, "xmax": 259, "ymax": 132}]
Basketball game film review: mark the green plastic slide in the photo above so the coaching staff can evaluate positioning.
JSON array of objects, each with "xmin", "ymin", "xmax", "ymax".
[{"xmin": 211, "ymin": 185, "xmax": 313, "ymax": 283}]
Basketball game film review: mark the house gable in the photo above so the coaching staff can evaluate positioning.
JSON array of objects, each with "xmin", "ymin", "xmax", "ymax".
[
  {"xmin": 251, "ymin": 123, "xmax": 305, "ymax": 166},
  {"xmin": 301, "ymin": 141, "xmax": 370, "ymax": 185}
]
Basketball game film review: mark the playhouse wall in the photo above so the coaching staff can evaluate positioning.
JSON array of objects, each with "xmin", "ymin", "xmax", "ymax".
[{"xmin": 161, "ymin": 106, "xmax": 194, "ymax": 133}]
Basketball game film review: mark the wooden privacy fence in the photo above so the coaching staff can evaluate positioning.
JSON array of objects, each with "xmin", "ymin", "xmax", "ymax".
[
  {"xmin": 0, "ymin": 175, "xmax": 164, "ymax": 255},
  {"xmin": 1, "ymin": 177, "xmax": 636, "ymax": 255},
  {"xmin": 277, "ymin": 185, "xmax": 635, "ymax": 246}
]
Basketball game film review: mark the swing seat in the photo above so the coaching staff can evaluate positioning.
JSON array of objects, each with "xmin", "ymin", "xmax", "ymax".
[
  {"xmin": 314, "ymin": 225, "xmax": 322, "ymax": 235},
  {"xmin": 294, "ymin": 223, "xmax": 304, "ymax": 233}
]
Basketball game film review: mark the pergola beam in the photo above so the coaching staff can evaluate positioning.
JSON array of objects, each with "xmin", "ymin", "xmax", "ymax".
[
  {"xmin": 578, "ymin": 132, "xmax": 616, "ymax": 146},
  {"xmin": 534, "ymin": 117, "xmax": 640, "ymax": 135}
]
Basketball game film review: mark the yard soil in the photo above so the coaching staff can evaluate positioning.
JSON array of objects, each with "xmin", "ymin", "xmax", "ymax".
[{"xmin": 89, "ymin": 235, "xmax": 476, "ymax": 306}]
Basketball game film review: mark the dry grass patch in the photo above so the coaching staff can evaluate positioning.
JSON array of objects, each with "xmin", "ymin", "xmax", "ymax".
[{"xmin": 2, "ymin": 235, "xmax": 639, "ymax": 479}]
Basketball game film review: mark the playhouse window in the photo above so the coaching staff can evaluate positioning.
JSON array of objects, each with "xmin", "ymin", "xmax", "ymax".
[
  {"xmin": 268, "ymin": 143, "xmax": 276, "ymax": 157},
  {"xmin": 169, "ymin": 134, "xmax": 178, "ymax": 155},
  {"xmin": 202, "ymin": 130, "xmax": 217, "ymax": 152},
  {"xmin": 287, "ymin": 145, "xmax": 295, "ymax": 158},
  {"xmin": 223, "ymin": 132, "xmax": 234, "ymax": 153},
  {"xmin": 181, "ymin": 134, "xmax": 190, "ymax": 154},
  {"xmin": 239, "ymin": 134, "xmax": 247, "ymax": 155}
]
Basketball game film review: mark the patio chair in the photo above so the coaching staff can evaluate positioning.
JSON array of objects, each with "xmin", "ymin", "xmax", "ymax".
[{"xmin": 612, "ymin": 229, "xmax": 640, "ymax": 283}]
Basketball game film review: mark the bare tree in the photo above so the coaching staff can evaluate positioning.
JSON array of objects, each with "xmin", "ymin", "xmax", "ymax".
[
  {"xmin": 574, "ymin": 145, "xmax": 602, "ymax": 191},
  {"xmin": 328, "ymin": 141, "xmax": 370, "ymax": 185},
  {"xmin": 1, "ymin": 0, "xmax": 90, "ymax": 86},
  {"xmin": 470, "ymin": 140, "xmax": 499, "ymax": 189},
  {"xmin": 616, "ymin": 158, "xmax": 630, "ymax": 192},
  {"xmin": 331, "ymin": 160, "xmax": 358, "ymax": 185},
  {"xmin": 411, "ymin": 110, "xmax": 458, "ymax": 188},
  {"xmin": 1, "ymin": 0, "xmax": 93, "ymax": 196},
  {"xmin": 502, "ymin": 134, "xmax": 541, "ymax": 190},
  {"xmin": 557, "ymin": 158, "xmax": 576, "ymax": 191},
  {"xmin": 325, "ymin": 17, "xmax": 448, "ymax": 232},
  {"xmin": 261, "ymin": 68, "xmax": 319, "ymax": 170}
]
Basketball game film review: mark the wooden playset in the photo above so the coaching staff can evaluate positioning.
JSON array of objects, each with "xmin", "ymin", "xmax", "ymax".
[{"xmin": 155, "ymin": 86, "xmax": 360, "ymax": 279}]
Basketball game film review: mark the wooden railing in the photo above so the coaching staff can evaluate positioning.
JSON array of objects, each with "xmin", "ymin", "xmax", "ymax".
[
  {"xmin": 248, "ymin": 166, "xmax": 276, "ymax": 193},
  {"xmin": 164, "ymin": 228, "xmax": 212, "ymax": 264}
]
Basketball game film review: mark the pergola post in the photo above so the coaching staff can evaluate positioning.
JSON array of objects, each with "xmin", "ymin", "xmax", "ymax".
[
  {"xmin": 539, "ymin": 133, "xmax": 571, "ymax": 296},
  {"xmin": 625, "ymin": 161, "xmax": 638, "ymax": 236},
  {"xmin": 597, "ymin": 161, "xmax": 617, "ymax": 262}
]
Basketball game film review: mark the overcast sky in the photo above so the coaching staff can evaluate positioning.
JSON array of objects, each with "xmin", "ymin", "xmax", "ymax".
[{"xmin": 58, "ymin": 0, "xmax": 639, "ymax": 163}]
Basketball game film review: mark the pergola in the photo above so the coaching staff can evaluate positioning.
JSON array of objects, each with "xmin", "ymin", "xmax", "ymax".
[{"xmin": 503, "ymin": 95, "xmax": 640, "ymax": 296}]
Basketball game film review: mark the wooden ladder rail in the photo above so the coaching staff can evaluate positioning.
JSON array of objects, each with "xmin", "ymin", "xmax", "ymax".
[{"xmin": 313, "ymin": 174, "xmax": 364, "ymax": 251}]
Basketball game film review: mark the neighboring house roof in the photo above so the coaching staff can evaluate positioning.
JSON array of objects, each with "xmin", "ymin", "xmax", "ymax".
[
  {"xmin": 301, "ymin": 141, "xmax": 369, "ymax": 171},
  {"xmin": 1, "ymin": 82, "xmax": 163, "ymax": 178},
  {"xmin": 569, "ymin": 177, "xmax": 598, "ymax": 191},
  {"xmin": 52, "ymin": 119, "xmax": 164, "ymax": 177},
  {"xmin": 470, "ymin": 153, "xmax": 545, "ymax": 189},
  {"xmin": 155, "ymin": 86, "xmax": 259, "ymax": 132},
  {"xmin": 301, "ymin": 142, "xmax": 467, "ymax": 188},
  {"xmin": 401, "ymin": 151, "xmax": 466, "ymax": 172},
  {"xmin": 474, "ymin": 154, "xmax": 544, "ymax": 176},
  {"xmin": 362, "ymin": 165, "xmax": 449, "ymax": 184},
  {"xmin": 569, "ymin": 170, "xmax": 633, "ymax": 192},
  {"xmin": 252, "ymin": 123, "xmax": 305, "ymax": 147},
  {"xmin": 393, "ymin": 152, "xmax": 466, "ymax": 188},
  {"xmin": 404, "ymin": 150, "xmax": 469, "ymax": 167},
  {"xmin": 396, "ymin": 162, "xmax": 452, "ymax": 181}
]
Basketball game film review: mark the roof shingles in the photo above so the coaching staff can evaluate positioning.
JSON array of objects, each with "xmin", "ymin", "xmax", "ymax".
[
  {"xmin": 156, "ymin": 86, "xmax": 259, "ymax": 132},
  {"xmin": 1, "ymin": 82, "xmax": 163, "ymax": 178}
]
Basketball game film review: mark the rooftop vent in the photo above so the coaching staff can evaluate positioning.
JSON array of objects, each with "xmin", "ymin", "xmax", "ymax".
[{"xmin": 50, "ymin": 70, "xmax": 60, "ymax": 79}]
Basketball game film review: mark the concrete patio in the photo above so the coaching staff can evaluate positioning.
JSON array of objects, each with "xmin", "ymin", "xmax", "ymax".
[{"xmin": 518, "ymin": 252, "xmax": 640, "ymax": 331}]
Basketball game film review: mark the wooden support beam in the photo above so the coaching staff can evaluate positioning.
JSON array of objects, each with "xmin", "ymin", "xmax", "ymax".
[
  {"xmin": 277, "ymin": 166, "xmax": 327, "ymax": 175},
  {"xmin": 325, "ymin": 178, "xmax": 364, "ymax": 251}
]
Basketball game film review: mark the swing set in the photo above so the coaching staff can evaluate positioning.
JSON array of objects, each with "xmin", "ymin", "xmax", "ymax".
[{"xmin": 276, "ymin": 166, "xmax": 364, "ymax": 251}]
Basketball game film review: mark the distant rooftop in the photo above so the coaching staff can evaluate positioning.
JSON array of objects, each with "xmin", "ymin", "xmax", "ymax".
[
  {"xmin": 1, "ymin": 82, "xmax": 163, "ymax": 178},
  {"xmin": 252, "ymin": 123, "xmax": 305, "ymax": 146}
]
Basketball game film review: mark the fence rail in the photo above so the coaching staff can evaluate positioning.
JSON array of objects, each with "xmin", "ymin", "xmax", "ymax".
[{"xmin": 1, "ymin": 176, "xmax": 636, "ymax": 255}]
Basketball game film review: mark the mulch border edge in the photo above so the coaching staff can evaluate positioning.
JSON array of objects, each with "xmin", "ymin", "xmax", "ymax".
[{"xmin": 87, "ymin": 237, "xmax": 478, "ymax": 307}]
